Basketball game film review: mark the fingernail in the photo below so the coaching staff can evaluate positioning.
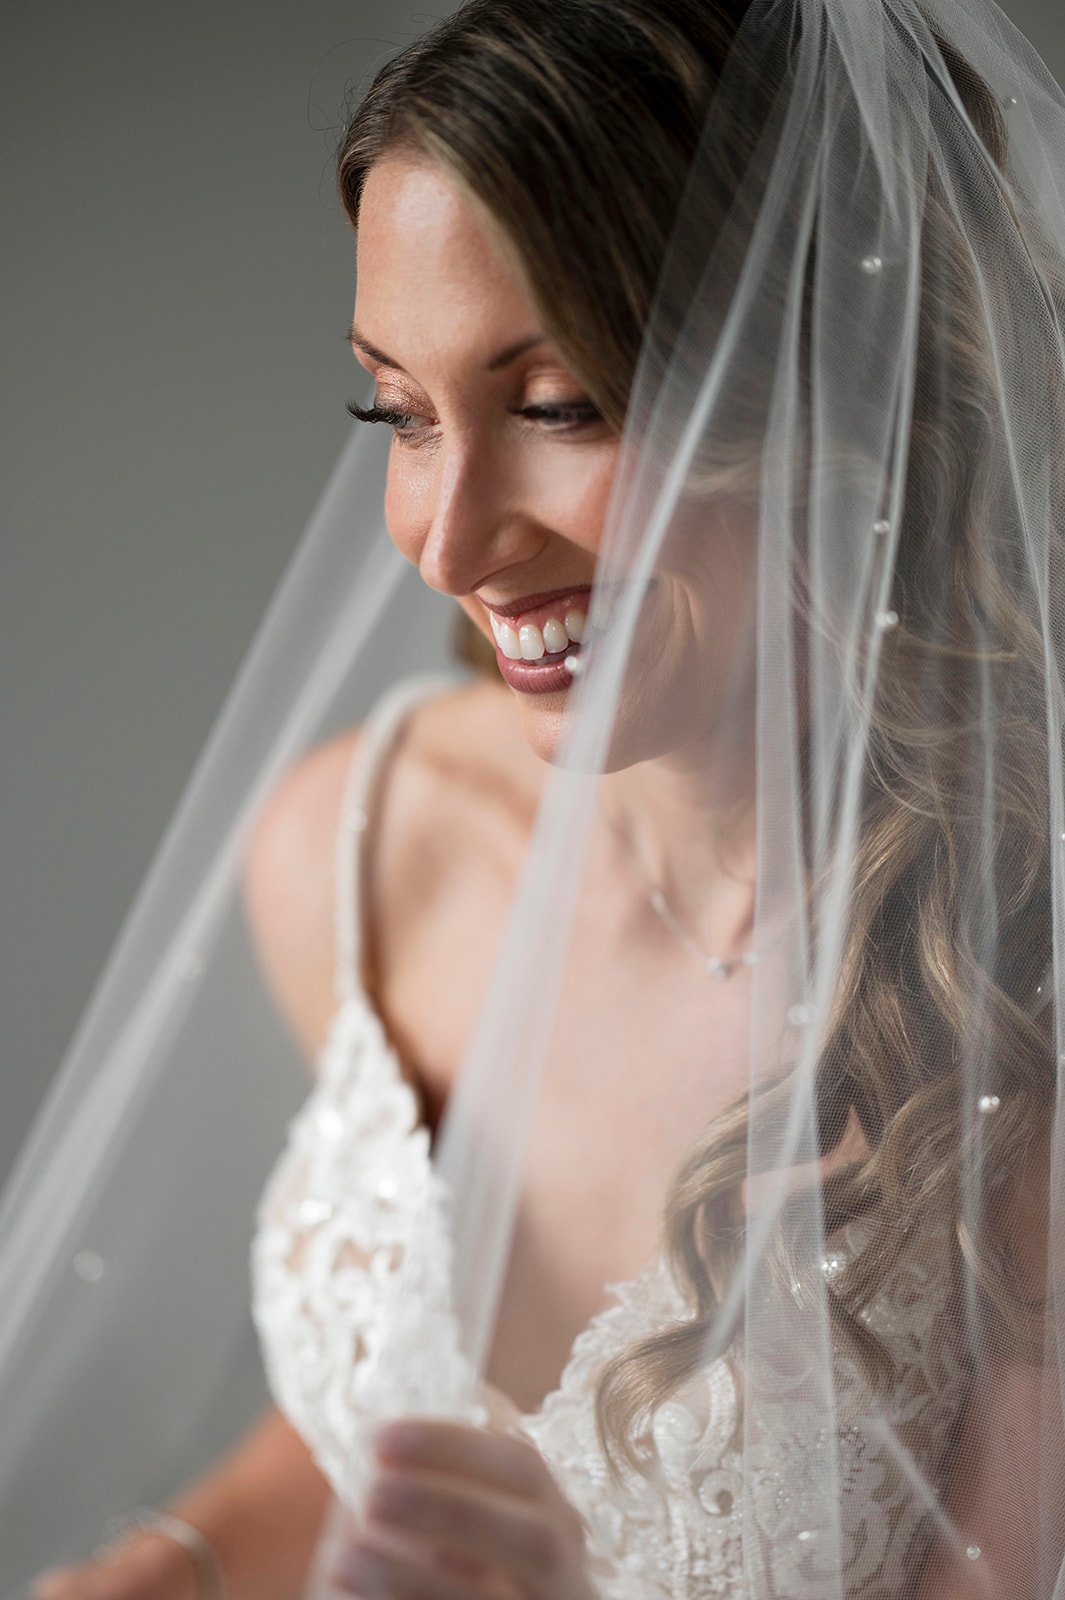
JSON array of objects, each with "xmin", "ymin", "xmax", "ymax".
[
  {"xmin": 367, "ymin": 1474, "xmax": 412, "ymax": 1522},
  {"xmin": 372, "ymin": 1419, "xmax": 422, "ymax": 1459},
  {"xmin": 334, "ymin": 1546, "xmax": 383, "ymax": 1591}
]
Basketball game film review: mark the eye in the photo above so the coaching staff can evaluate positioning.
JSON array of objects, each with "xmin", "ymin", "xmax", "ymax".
[
  {"xmin": 344, "ymin": 396, "xmax": 605, "ymax": 442},
  {"xmin": 345, "ymin": 400, "xmax": 429, "ymax": 441},
  {"xmin": 514, "ymin": 401, "xmax": 603, "ymax": 431}
]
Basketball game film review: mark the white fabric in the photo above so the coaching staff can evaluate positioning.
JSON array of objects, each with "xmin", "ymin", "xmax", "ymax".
[
  {"xmin": 251, "ymin": 674, "xmax": 972, "ymax": 1599},
  {"xmin": 5, "ymin": 3, "xmax": 1065, "ymax": 1594}
]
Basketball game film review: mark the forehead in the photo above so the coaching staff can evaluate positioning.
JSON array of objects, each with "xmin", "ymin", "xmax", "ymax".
[{"xmin": 355, "ymin": 155, "xmax": 533, "ymax": 356}]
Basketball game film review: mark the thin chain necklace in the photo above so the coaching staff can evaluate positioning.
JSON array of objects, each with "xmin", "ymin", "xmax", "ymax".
[
  {"xmin": 646, "ymin": 884, "xmax": 761, "ymax": 980},
  {"xmin": 602, "ymin": 803, "xmax": 760, "ymax": 981}
]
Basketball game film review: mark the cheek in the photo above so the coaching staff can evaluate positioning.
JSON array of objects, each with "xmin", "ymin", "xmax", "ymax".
[
  {"xmin": 382, "ymin": 437, "xmax": 618, "ymax": 565},
  {"xmin": 672, "ymin": 512, "xmax": 759, "ymax": 704},
  {"xmin": 531, "ymin": 443, "xmax": 617, "ymax": 558},
  {"xmin": 692, "ymin": 522, "xmax": 757, "ymax": 641},
  {"xmin": 456, "ymin": 594, "xmax": 492, "ymax": 640}
]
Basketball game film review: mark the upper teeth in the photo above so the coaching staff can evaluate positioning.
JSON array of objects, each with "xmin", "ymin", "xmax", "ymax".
[{"xmin": 489, "ymin": 608, "xmax": 586, "ymax": 661}]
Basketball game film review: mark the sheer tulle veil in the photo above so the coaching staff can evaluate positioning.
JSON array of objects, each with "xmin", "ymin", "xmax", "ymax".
[{"xmin": 4, "ymin": 0, "xmax": 1065, "ymax": 1595}]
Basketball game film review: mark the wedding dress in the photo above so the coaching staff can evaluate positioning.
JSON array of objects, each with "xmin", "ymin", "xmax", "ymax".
[
  {"xmin": 250, "ymin": 672, "xmax": 973, "ymax": 1600},
  {"xmin": 3, "ymin": 5, "xmax": 1065, "ymax": 1597}
]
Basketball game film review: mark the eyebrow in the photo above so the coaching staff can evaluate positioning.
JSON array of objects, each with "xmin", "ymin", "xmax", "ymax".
[{"xmin": 346, "ymin": 325, "xmax": 548, "ymax": 374}]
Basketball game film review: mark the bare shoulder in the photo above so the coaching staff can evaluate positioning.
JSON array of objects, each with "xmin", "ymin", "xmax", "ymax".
[
  {"xmin": 241, "ymin": 674, "xmax": 540, "ymax": 1072},
  {"xmin": 240, "ymin": 721, "xmax": 365, "ymax": 1067},
  {"xmin": 364, "ymin": 677, "xmax": 545, "ymax": 1076},
  {"xmin": 390, "ymin": 674, "xmax": 542, "ymax": 835}
]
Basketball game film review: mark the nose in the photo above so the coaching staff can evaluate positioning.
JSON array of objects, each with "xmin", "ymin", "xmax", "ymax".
[{"xmin": 411, "ymin": 438, "xmax": 545, "ymax": 598}]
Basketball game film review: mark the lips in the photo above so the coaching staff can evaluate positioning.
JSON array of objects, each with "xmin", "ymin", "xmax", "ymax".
[
  {"xmin": 491, "ymin": 637, "xmax": 582, "ymax": 695},
  {"xmin": 480, "ymin": 586, "xmax": 593, "ymax": 633},
  {"xmin": 479, "ymin": 576, "xmax": 655, "ymax": 696},
  {"xmin": 479, "ymin": 587, "xmax": 589, "ymax": 696}
]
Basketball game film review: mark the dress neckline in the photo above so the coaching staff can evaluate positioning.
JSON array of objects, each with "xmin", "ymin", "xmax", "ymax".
[
  {"xmin": 322, "ymin": 669, "xmax": 673, "ymax": 1432},
  {"xmin": 318, "ymin": 984, "xmax": 670, "ymax": 1433}
]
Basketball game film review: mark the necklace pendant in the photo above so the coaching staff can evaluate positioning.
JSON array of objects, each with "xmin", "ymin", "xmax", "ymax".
[{"xmin": 645, "ymin": 877, "xmax": 756, "ymax": 982}]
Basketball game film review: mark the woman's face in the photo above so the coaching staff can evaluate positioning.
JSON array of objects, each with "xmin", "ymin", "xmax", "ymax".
[{"xmin": 352, "ymin": 153, "xmax": 756, "ymax": 769}]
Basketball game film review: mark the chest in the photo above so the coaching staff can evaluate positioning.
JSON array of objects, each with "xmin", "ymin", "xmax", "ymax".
[
  {"xmin": 375, "ymin": 864, "xmax": 782, "ymax": 1406},
  {"xmin": 251, "ymin": 1005, "xmax": 970, "ymax": 1600}
]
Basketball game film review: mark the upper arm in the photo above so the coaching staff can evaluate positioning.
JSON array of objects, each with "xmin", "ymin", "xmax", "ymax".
[
  {"xmin": 240, "ymin": 728, "xmax": 365, "ymax": 1071},
  {"xmin": 914, "ymin": 1122, "xmax": 1061, "ymax": 1598},
  {"xmin": 913, "ymin": 1357, "xmax": 1060, "ymax": 1597}
]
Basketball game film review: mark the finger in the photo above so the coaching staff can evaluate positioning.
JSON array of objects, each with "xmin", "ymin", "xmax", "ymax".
[
  {"xmin": 334, "ymin": 1538, "xmax": 497, "ymax": 1600},
  {"xmin": 363, "ymin": 1467, "xmax": 581, "ymax": 1590},
  {"xmin": 30, "ymin": 1571, "xmax": 88, "ymax": 1600},
  {"xmin": 32, "ymin": 1562, "xmax": 132, "ymax": 1600},
  {"xmin": 373, "ymin": 1420, "xmax": 560, "ymax": 1507},
  {"xmin": 31, "ymin": 1535, "xmax": 195, "ymax": 1600},
  {"xmin": 31, "ymin": 1566, "xmax": 128, "ymax": 1600}
]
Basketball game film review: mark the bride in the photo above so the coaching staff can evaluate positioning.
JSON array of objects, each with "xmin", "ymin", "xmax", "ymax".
[{"xmin": 27, "ymin": 0, "xmax": 1065, "ymax": 1597}]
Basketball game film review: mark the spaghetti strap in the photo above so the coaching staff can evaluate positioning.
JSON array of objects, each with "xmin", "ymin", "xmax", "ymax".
[{"xmin": 333, "ymin": 671, "xmax": 465, "ymax": 1008}]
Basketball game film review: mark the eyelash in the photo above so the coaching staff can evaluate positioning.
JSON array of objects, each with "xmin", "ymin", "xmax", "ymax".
[{"xmin": 345, "ymin": 399, "xmax": 602, "ymax": 442}]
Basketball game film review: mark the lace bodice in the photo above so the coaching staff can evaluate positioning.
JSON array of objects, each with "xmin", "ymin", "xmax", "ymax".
[{"xmin": 250, "ymin": 672, "xmax": 972, "ymax": 1599}]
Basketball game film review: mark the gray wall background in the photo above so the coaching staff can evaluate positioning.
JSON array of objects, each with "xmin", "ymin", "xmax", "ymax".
[
  {"xmin": 1, "ymin": 2, "xmax": 457, "ymax": 1184},
  {"xmin": 2, "ymin": 0, "xmax": 1063, "ymax": 1182}
]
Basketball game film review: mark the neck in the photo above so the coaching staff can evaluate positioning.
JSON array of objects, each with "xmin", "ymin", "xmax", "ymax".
[{"xmin": 597, "ymin": 730, "xmax": 758, "ymax": 954}]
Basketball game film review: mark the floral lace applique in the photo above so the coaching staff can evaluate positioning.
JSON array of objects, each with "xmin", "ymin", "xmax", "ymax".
[{"xmin": 251, "ymin": 982, "xmax": 970, "ymax": 1598}]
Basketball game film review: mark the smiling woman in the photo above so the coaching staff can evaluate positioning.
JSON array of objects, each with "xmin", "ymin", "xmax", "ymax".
[
  {"xmin": 341, "ymin": 152, "xmax": 627, "ymax": 747},
  {"xmin": 338, "ymin": 145, "xmax": 755, "ymax": 769},
  {"xmin": 262, "ymin": 1, "xmax": 1065, "ymax": 1590},
  {"xmin": 9, "ymin": 1, "xmax": 1065, "ymax": 1599}
]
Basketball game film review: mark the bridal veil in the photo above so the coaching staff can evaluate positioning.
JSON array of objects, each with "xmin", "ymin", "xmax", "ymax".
[{"xmin": 4, "ymin": 0, "xmax": 1065, "ymax": 1594}]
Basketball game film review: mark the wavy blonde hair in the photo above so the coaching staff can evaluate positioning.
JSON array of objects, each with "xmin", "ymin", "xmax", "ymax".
[{"xmin": 337, "ymin": 0, "xmax": 1064, "ymax": 1473}]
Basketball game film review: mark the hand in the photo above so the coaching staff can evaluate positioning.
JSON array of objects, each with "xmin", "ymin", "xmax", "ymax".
[
  {"xmin": 30, "ymin": 1531, "xmax": 201, "ymax": 1600},
  {"xmin": 335, "ymin": 1417, "xmax": 599, "ymax": 1599}
]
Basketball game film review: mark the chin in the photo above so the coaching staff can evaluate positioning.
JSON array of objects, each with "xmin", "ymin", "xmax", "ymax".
[
  {"xmin": 505, "ymin": 689, "xmax": 569, "ymax": 765},
  {"xmin": 506, "ymin": 673, "xmax": 652, "ymax": 773},
  {"xmin": 509, "ymin": 631, "xmax": 723, "ymax": 775}
]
